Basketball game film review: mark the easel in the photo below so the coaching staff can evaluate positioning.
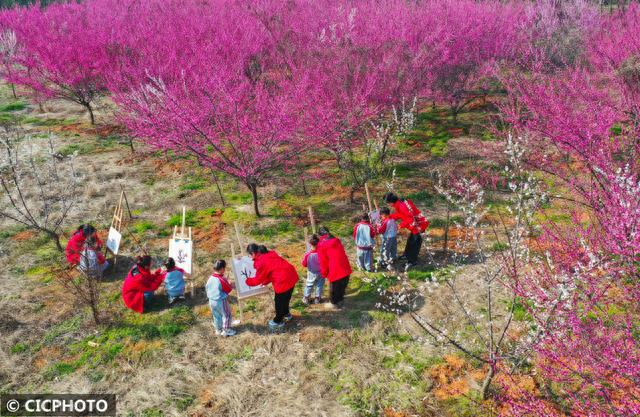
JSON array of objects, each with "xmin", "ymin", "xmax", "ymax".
[
  {"xmin": 107, "ymin": 188, "xmax": 133, "ymax": 265},
  {"xmin": 171, "ymin": 206, "xmax": 195, "ymax": 297}
]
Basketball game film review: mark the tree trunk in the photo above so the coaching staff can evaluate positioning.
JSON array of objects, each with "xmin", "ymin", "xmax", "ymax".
[
  {"xmin": 128, "ymin": 136, "xmax": 135, "ymax": 153},
  {"xmin": 213, "ymin": 173, "xmax": 226, "ymax": 207},
  {"xmin": 349, "ymin": 187, "xmax": 357, "ymax": 204},
  {"xmin": 300, "ymin": 174, "xmax": 309, "ymax": 196},
  {"xmin": 248, "ymin": 183, "xmax": 261, "ymax": 217},
  {"xmin": 443, "ymin": 206, "xmax": 450, "ymax": 262},
  {"xmin": 90, "ymin": 303, "xmax": 101, "ymax": 325},
  {"xmin": 86, "ymin": 103, "xmax": 95, "ymax": 125},
  {"xmin": 10, "ymin": 83, "xmax": 17, "ymax": 99},
  {"xmin": 49, "ymin": 231, "xmax": 63, "ymax": 252},
  {"xmin": 481, "ymin": 363, "xmax": 495, "ymax": 400}
]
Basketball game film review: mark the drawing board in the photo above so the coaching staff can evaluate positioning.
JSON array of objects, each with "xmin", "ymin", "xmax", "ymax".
[
  {"xmin": 169, "ymin": 238, "xmax": 193, "ymax": 274},
  {"xmin": 231, "ymin": 256, "xmax": 270, "ymax": 299},
  {"xmin": 106, "ymin": 227, "xmax": 122, "ymax": 255}
]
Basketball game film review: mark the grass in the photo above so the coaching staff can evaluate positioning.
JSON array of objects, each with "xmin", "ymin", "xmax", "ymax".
[
  {"xmin": 249, "ymin": 220, "xmax": 295, "ymax": 240},
  {"xmin": 131, "ymin": 220, "xmax": 156, "ymax": 234},
  {"xmin": 10, "ymin": 342, "xmax": 29, "ymax": 354},
  {"xmin": 58, "ymin": 142, "xmax": 95, "ymax": 156},
  {"xmin": 0, "ymin": 101, "xmax": 26, "ymax": 112},
  {"xmin": 222, "ymin": 346, "xmax": 253, "ymax": 371}
]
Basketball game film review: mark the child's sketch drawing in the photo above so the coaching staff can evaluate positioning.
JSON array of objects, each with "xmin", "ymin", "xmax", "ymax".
[
  {"xmin": 169, "ymin": 238, "xmax": 193, "ymax": 274},
  {"xmin": 232, "ymin": 256, "xmax": 270, "ymax": 299}
]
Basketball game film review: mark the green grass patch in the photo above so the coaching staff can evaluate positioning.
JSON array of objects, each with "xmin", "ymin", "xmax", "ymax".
[
  {"xmin": 10, "ymin": 342, "xmax": 29, "ymax": 354},
  {"xmin": 219, "ymin": 207, "xmax": 255, "ymax": 225},
  {"xmin": 225, "ymin": 190, "xmax": 253, "ymax": 205},
  {"xmin": 222, "ymin": 346, "xmax": 253, "ymax": 371},
  {"xmin": 42, "ymin": 315, "xmax": 83, "ymax": 345},
  {"xmin": 44, "ymin": 361, "xmax": 79, "ymax": 380},
  {"xmin": 0, "ymin": 101, "xmax": 26, "ymax": 112},
  {"xmin": 131, "ymin": 220, "xmax": 155, "ymax": 234},
  {"xmin": 59, "ymin": 142, "xmax": 95, "ymax": 156},
  {"xmin": 249, "ymin": 220, "xmax": 295, "ymax": 240}
]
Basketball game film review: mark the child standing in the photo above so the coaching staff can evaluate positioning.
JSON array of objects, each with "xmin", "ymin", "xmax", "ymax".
[
  {"xmin": 205, "ymin": 260, "xmax": 236, "ymax": 337},
  {"xmin": 301, "ymin": 235, "xmax": 324, "ymax": 305},
  {"xmin": 377, "ymin": 207, "xmax": 398, "ymax": 268},
  {"xmin": 353, "ymin": 213, "xmax": 376, "ymax": 272},
  {"xmin": 163, "ymin": 257, "xmax": 186, "ymax": 305}
]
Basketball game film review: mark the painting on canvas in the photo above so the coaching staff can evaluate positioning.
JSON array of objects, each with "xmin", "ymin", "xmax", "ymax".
[
  {"xmin": 232, "ymin": 256, "xmax": 270, "ymax": 299},
  {"xmin": 169, "ymin": 238, "xmax": 193, "ymax": 274},
  {"xmin": 106, "ymin": 227, "xmax": 122, "ymax": 255}
]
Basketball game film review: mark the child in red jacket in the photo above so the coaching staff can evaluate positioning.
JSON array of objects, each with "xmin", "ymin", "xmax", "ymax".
[
  {"xmin": 384, "ymin": 192, "xmax": 429, "ymax": 268},
  {"xmin": 317, "ymin": 226, "xmax": 353, "ymax": 309},
  {"xmin": 122, "ymin": 255, "xmax": 166, "ymax": 313},
  {"xmin": 245, "ymin": 244, "xmax": 299, "ymax": 330}
]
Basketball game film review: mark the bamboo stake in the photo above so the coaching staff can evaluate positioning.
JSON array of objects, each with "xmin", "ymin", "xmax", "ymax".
[
  {"xmin": 233, "ymin": 222, "xmax": 244, "ymax": 254},
  {"xmin": 308, "ymin": 206, "xmax": 317, "ymax": 234},
  {"xmin": 364, "ymin": 183, "xmax": 373, "ymax": 213}
]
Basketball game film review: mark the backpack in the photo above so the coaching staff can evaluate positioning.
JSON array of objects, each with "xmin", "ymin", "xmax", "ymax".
[{"xmin": 404, "ymin": 199, "xmax": 429, "ymax": 233}]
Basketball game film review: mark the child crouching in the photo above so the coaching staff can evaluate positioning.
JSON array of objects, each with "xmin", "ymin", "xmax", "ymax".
[{"xmin": 205, "ymin": 260, "xmax": 236, "ymax": 337}]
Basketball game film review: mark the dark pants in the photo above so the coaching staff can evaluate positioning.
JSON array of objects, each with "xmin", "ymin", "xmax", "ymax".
[
  {"xmin": 404, "ymin": 233, "xmax": 422, "ymax": 264},
  {"xmin": 330, "ymin": 275, "xmax": 350, "ymax": 305},
  {"xmin": 273, "ymin": 287, "xmax": 294, "ymax": 323}
]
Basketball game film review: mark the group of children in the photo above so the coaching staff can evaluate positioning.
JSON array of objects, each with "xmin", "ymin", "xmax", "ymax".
[
  {"xmin": 66, "ymin": 192, "xmax": 427, "ymax": 337},
  {"xmin": 352, "ymin": 207, "xmax": 399, "ymax": 273}
]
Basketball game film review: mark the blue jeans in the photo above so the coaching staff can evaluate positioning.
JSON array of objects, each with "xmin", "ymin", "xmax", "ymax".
[
  {"xmin": 210, "ymin": 298, "xmax": 232, "ymax": 331},
  {"xmin": 356, "ymin": 248, "xmax": 373, "ymax": 272},
  {"xmin": 303, "ymin": 271, "xmax": 325, "ymax": 298}
]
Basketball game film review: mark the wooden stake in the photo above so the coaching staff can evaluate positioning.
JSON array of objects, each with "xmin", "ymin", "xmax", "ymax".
[
  {"xmin": 230, "ymin": 243, "xmax": 244, "ymax": 323},
  {"xmin": 364, "ymin": 183, "xmax": 373, "ymax": 213},
  {"xmin": 233, "ymin": 222, "xmax": 244, "ymax": 254},
  {"xmin": 308, "ymin": 206, "xmax": 317, "ymax": 234}
]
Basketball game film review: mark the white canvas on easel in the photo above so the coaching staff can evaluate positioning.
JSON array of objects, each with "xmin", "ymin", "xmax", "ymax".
[
  {"xmin": 168, "ymin": 206, "xmax": 193, "ymax": 274},
  {"xmin": 231, "ymin": 256, "xmax": 270, "ymax": 299},
  {"xmin": 106, "ymin": 227, "xmax": 122, "ymax": 255}
]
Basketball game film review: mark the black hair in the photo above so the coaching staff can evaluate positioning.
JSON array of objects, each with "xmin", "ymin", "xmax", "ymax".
[
  {"xmin": 380, "ymin": 207, "xmax": 390, "ymax": 215},
  {"xmin": 246, "ymin": 243, "xmax": 268, "ymax": 255},
  {"xmin": 136, "ymin": 255, "xmax": 152, "ymax": 268},
  {"xmin": 318, "ymin": 226, "xmax": 332, "ymax": 238},
  {"xmin": 309, "ymin": 234, "xmax": 319, "ymax": 246},
  {"xmin": 85, "ymin": 235, "xmax": 97, "ymax": 247},
  {"xmin": 384, "ymin": 192, "xmax": 399, "ymax": 204},
  {"xmin": 213, "ymin": 259, "xmax": 226, "ymax": 271},
  {"xmin": 164, "ymin": 257, "xmax": 176, "ymax": 269},
  {"xmin": 82, "ymin": 224, "xmax": 96, "ymax": 237},
  {"xmin": 360, "ymin": 213, "xmax": 370, "ymax": 222}
]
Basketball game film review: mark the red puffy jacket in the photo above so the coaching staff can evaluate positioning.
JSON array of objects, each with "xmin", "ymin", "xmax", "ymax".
[
  {"xmin": 389, "ymin": 199, "xmax": 429, "ymax": 235},
  {"xmin": 245, "ymin": 251, "xmax": 299, "ymax": 294},
  {"xmin": 122, "ymin": 265, "xmax": 166, "ymax": 313},
  {"xmin": 317, "ymin": 235, "xmax": 352, "ymax": 282},
  {"xmin": 65, "ymin": 231, "xmax": 105, "ymax": 265}
]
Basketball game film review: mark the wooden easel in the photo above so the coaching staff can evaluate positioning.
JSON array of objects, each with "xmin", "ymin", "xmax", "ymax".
[
  {"xmin": 107, "ymin": 189, "xmax": 133, "ymax": 265},
  {"xmin": 171, "ymin": 206, "xmax": 195, "ymax": 297}
]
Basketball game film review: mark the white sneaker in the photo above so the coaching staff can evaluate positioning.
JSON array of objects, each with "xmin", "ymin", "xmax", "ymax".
[
  {"xmin": 324, "ymin": 302, "xmax": 338, "ymax": 310},
  {"xmin": 231, "ymin": 319, "xmax": 241, "ymax": 326},
  {"xmin": 214, "ymin": 329, "xmax": 222, "ymax": 336},
  {"xmin": 221, "ymin": 329, "xmax": 236, "ymax": 337},
  {"xmin": 268, "ymin": 320, "xmax": 285, "ymax": 330}
]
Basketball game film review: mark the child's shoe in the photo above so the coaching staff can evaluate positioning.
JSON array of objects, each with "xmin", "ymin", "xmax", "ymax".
[
  {"xmin": 268, "ymin": 320, "xmax": 285, "ymax": 330},
  {"xmin": 283, "ymin": 314, "xmax": 293, "ymax": 322},
  {"xmin": 231, "ymin": 319, "xmax": 241, "ymax": 326},
  {"xmin": 314, "ymin": 297, "xmax": 322, "ymax": 304},
  {"xmin": 214, "ymin": 329, "xmax": 223, "ymax": 336},
  {"xmin": 302, "ymin": 296, "xmax": 310, "ymax": 305},
  {"xmin": 221, "ymin": 328, "xmax": 236, "ymax": 337}
]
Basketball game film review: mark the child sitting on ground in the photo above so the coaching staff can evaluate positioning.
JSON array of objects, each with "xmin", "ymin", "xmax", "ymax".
[
  {"xmin": 205, "ymin": 260, "xmax": 236, "ymax": 337},
  {"xmin": 163, "ymin": 257, "xmax": 186, "ymax": 305},
  {"xmin": 377, "ymin": 207, "xmax": 398, "ymax": 269},
  {"xmin": 78, "ymin": 235, "xmax": 109, "ymax": 277},
  {"xmin": 301, "ymin": 234, "xmax": 324, "ymax": 305},
  {"xmin": 353, "ymin": 213, "xmax": 376, "ymax": 272}
]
